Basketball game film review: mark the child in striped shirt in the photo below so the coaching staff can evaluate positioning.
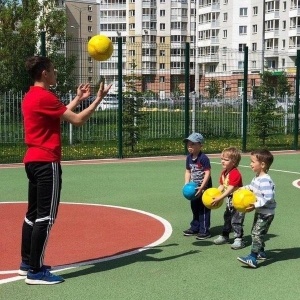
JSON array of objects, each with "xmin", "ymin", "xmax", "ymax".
[{"xmin": 237, "ymin": 149, "xmax": 276, "ymax": 268}]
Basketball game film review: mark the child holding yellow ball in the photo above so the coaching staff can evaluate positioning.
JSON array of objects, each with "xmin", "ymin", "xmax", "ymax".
[
  {"xmin": 211, "ymin": 147, "xmax": 245, "ymax": 249},
  {"xmin": 237, "ymin": 149, "xmax": 276, "ymax": 268}
]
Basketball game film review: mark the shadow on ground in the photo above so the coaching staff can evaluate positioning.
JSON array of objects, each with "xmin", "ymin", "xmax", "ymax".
[{"xmin": 61, "ymin": 243, "xmax": 199, "ymax": 280}]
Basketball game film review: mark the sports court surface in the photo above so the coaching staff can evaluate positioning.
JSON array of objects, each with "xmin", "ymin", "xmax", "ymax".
[{"xmin": 1, "ymin": 152, "xmax": 300, "ymax": 300}]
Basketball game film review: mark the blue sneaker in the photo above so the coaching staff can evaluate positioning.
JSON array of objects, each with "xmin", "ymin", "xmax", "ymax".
[
  {"xmin": 25, "ymin": 269, "xmax": 64, "ymax": 285},
  {"xmin": 18, "ymin": 262, "xmax": 51, "ymax": 276},
  {"xmin": 257, "ymin": 251, "xmax": 267, "ymax": 260},
  {"xmin": 237, "ymin": 255, "xmax": 257, "ymax": 268}
]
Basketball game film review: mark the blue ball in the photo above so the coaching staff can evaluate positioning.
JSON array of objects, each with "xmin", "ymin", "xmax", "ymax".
[{"xmin": 182, "ymin": 182, "xmax": 198, "ymax": 200}]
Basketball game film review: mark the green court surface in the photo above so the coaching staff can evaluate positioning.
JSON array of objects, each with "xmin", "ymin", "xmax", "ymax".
[{"xmin": 1, "ymin": 152, "xmax": 300, "ymax": 300}]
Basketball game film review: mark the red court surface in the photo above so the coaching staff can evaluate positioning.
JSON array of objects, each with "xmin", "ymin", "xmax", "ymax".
[{"xmin": 0, "ymin": 202, "xmax": 169, "ymax": 282}]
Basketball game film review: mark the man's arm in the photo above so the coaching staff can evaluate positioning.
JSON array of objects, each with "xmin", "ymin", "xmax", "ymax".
[{"xmin": 62, "ymin": 82, "xmax": 112, "ymax": 126}]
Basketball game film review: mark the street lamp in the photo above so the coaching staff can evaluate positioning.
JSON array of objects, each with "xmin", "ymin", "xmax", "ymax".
[{"xmin": 70, "ymin": 4, "xmax": 87, "ymax": 83}]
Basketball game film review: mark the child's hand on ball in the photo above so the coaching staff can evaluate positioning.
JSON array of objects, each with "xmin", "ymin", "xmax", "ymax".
[{"xmin": 245, "ymin": 204, "xmax": 255, "ymax": 212}]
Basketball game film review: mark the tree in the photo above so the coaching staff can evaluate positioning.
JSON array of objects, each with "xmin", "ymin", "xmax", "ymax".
[
  {"xmin": 0, "ymin": 0, "xmax": 76, "ymax": 93},
  {"xmin": 0, "ymin": 0, "xmax": 38, "ymax": 91},
  {"xmin": 207, "ymin": 78, "xmax": 220, "ymax": 99},
  {"xmin": 122, "ymin": 61, "xmax": 148, "ymax": 152},
  {"xmin": 251, "ymin": 72, "xmax": 281, "ymax": 146}
]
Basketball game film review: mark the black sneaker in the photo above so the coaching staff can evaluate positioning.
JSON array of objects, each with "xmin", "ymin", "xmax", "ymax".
[
  {"xmin": 196, "ymin": 232, "xmax": 211, "ymax": 240},
  {"xmin": 183, "ymin": 229, "xmax": 198, "ymax": 236}
]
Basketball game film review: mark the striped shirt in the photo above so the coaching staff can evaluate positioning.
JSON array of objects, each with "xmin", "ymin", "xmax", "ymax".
[{"xmin": 244, "ymin": 174, "xmax": 276, "ymax": 215}]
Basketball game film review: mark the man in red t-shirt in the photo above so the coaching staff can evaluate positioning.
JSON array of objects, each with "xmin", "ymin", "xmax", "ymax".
[{"xmin": 19, "ymin": 56, "xmax": 111, "ymax": 285}]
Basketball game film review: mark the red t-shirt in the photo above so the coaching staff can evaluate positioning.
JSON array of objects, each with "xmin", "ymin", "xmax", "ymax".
[
  {"xmin": 22, "ymin": 86, "xmax": 67, "ymax": 163},
  {"xmin": 219, "ymin": 168, "xmax": 243, "ymax": 191}
]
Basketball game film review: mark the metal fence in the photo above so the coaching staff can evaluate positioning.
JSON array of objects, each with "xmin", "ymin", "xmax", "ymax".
[{"xmin": 0, "ymin": 38, "xmax": 300, "ymax": 163}]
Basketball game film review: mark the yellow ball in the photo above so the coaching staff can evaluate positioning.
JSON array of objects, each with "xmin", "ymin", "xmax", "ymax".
[
  {"xmin": 87, "ymin": 35, "xmax": 114, "ymax": 61},
  {"xmin": 202, "ymin": 188, "xmax": 223, "ymax": 210},
  {"xmin": 232, "ymin": 189, "xmax": 256, "ymax": 213}
]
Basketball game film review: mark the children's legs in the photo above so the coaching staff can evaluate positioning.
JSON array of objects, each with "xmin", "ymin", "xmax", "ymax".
[
  {"xmin": 251, "ymin": 213, "xmax": 274, "ymax": 254},
  {"xmin": 231, "ymin": 210, "xmax": 245, "ymax": 238},
  {"xmin": 222, "ymin": 206, "xmax": 232, "ymax": 237},
  {"xmin": 198, "ymin": 197, "xmax": 211, "ymax": 234},
  {"xmin": 189, "ymin": 198, "xmax": 201, "ymax": 231}
]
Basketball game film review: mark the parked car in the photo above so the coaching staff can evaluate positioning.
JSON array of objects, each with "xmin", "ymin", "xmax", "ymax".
[
  {"xmin": 201, "ymin": 99, "xmax": 222, "ymax": 107},
  {"xmin": 275, "ymin": 98, "xmax": 294, "ymax": 111},
  {"xmin": 143, "ymin": 97, "xmax": 159, "ymax": 107},
  {"xmin": 96, "ymin": 96, "xmax": 118, "ymax": 111}
]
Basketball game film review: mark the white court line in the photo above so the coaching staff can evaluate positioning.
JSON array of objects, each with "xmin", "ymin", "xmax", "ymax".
[{"xmin": 0, "ymin": 202, "xmax": 173, "ymax": 285}]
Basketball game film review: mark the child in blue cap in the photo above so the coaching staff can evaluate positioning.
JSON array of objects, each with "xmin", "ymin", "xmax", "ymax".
[{"xmin": 183, "ymin": 132, "xmax": 213, "ymax": 240}]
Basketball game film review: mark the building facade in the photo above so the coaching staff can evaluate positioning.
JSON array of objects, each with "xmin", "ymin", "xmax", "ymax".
[{"xmin": 65, "ymin": 0, "xmax": 300, "ymax": 98}]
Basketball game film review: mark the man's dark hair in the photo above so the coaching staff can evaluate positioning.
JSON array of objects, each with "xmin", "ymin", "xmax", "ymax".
[{"xmin": 25, "ymin": 56, "xmax": 53, "ymax": 81}]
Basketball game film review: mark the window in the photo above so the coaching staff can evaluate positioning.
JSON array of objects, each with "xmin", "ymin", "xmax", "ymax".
[
  {"xmin": 129, "ymin": 36, "xmax": 135, "ymax": 43},
  {"xmin": 160, "ymin": 10, "xmax": 165, "ymax": 17},
  {"xmin": 252, "ymin": 61, "xmax": 256, "ymax": 68},
  {"xmin": 267, "ymin": 60, "xmax": 276, "ymax": 69},
  {"xmin": 129, "ymin": 23, "xmax": 135, "ymax": 30},
  {"xmin": 224, "ymin": 0, "xmax": 228, "ymax": 4},
  {"xmin": 129, "ymin": 50, "xmax": 135, "ymax": 56},
  {"xmin": 223, "ymin": 30, "xmax": 227, "ymax": 38},
  {"xmin": 159, "ymin": 63, "xmax": 165, "ymax": 70},
  {"xmin": 159, "ymin": 76, "xmax": 165, "ymax": 83},
  {"xmin": 253, "ymin": 6, "xmax": 258, "ymax": 15},
  {"xmin": 88, "ymin": 5, "xmax": 92, "ymax": 12},
  {"xmin": 251, "ymin": 79, "xmax": 255, "ymax": 86},
  {"xmin": 160, "ymin": 23, "xmax": 165, "ymax": 30},
  {"xmin": 283, "ymin": 20, "xmax": 286, "ymax": 30},
  {"xmin": 129, "ymin": 10, "xmax": 135, "ymax": 17},
  {"xmin": 88, "ymin": 15, "xmax": 92, "ymax": 22},
  {"xmin": 160, "ymin": 0, "xmax": 165, "ymax": 2},
  {"xmin": 160, "ymin": 37, "xmax": 165, "ymax": 43},
  {"xmin": 222, "ymin": 63, "xmax": 227, "ymax": 71},
  {"xmin": 239, "ymin": 43, "xmax": 246, "ymax": 52},
  {"xmin": 282, "ymin": 58, "xmax": 285, "ymax": 67},
  {"xmin": 282, "ymin": 39, "xmax": 285, "ymax": 49},
  {"xmin": 252, "ymin": 24, "xmax": 257, "ymax": 34},
  {"xmin": 88, "ymin": 67, "xmax": 92, "ymax": 73},
  {"xmin": 238, "ymin": 61, "xmax": 244, "ymax": 69},
  {"xmin": 160, "ymin": 50, "xmax": 165, "ymax": 56},
  {"xmin": 252, "ymin": 43, "xmax": 257, "ymax": 51},
  {"xmin": 240, "ymin": 8, "xmax": 248, "ymax": 16},
  {"xmin": 283, "ymin": 1, "xmax": 286, "ymax": 10},
  {"xmin": 223, "ymin": 12, "xmax": 228, "ymax": 21},
  {"xmin": 88, "ymin": 26, "xmax": 92, "ymax": 32},
  {"xmin": 239, "ymin": 26, "xmax": 247, "ymax": 34},
  {"xmin": 208, "ymin": 65, "xmax": 216, "ymax": 72}
]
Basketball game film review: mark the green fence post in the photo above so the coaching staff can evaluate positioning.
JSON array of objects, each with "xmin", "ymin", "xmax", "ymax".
[
  {"xmin": 293, "ymin": 50, "xmax": 300, "ymax": 150},
  {"xmin": 40, "ymin": 31, "xmax": 46, "ymax": 56},
  {"xmin": 117, "ymin": 35, "xmax": 123, "ymax": 158},
  {"xmin": 184, "ymin": 42, "xmax": 190, "ymax": 152},
  {"xmin": 242, "ymin": 46, "xmax": 248, "ymax": 152}
]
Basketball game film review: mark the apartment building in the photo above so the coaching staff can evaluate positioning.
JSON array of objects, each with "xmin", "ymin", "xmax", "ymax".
[
  {"xmin": 65, "ymin": 0, "xmax": 100, "ymax": 83},
  {"xmin": 65, "ymin": 0, "xmax": 300, "ymax": 98}
]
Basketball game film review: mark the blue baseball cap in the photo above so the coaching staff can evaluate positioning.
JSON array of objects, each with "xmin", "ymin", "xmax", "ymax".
[{"xmin": 183, "ymin": 132, "xmax": 204, "ymax": 144}]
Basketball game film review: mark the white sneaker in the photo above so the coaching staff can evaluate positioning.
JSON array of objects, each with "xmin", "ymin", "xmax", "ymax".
[
  {"xmin": 231, "ymin": 238, "xmax": 245, "ymax": 250},
  {"xmin": 213, "ymin": 235, "xmax": 229, "ymax": 245}
]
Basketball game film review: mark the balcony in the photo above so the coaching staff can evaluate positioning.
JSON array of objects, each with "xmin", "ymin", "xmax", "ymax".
[
  {"xmin": 142, "ymin": 0, "xmax": 157, "ymax": 8},
  {"xmin": 197, "ymin": 54, "xmax": 219, "ymax": 63}
]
